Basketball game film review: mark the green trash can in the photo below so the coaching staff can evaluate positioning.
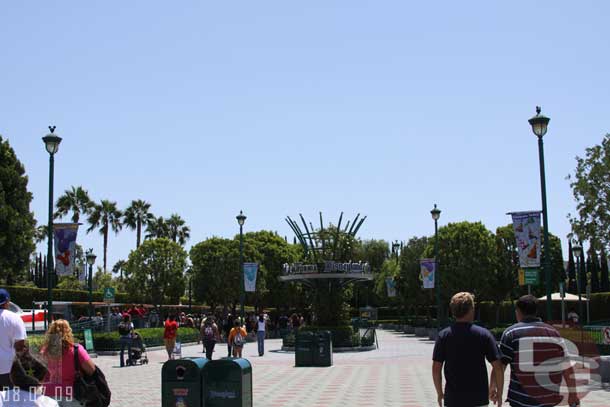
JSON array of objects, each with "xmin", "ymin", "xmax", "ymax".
[
  {"xmin": 313, "ymin": 330, "xmax": 333, "ymax": 367},
  {"xmin": 203, "ymin": 358, "xmax": 252, "ymax": 407},
  {"xmin": 295, "ymin": 331, "xmax": 314, "ymax": 367},
  {"xmin": 162, "ymin": 357, "xmax": 208, "ymax": 407}
]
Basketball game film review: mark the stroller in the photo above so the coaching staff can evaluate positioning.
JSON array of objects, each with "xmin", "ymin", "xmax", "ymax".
[{"xmin": 126, "ymin": 331, "xmax": 148, "ymax": 365}]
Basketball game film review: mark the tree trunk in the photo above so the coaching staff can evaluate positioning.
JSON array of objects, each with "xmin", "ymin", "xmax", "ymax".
[
  {"xmin": 103, "ymin": 226, "xmax": 108, "ymax": 272},
  {"xmin": 136, "ymin": 220, "xmax": 141, "ymax": 248}
]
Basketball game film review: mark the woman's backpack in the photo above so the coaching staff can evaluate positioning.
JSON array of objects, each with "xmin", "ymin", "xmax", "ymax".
[{"xmin": 73, "ymin": 345, "xmax": 111, "ymax": 407}]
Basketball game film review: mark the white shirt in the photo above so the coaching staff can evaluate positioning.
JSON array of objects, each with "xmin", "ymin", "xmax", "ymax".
[
  {"xmin": 257, "ymin": 320, "xmax": 266, "ymax": 332},
  {"xmin": 0, "ymin": 389, "xmax": 59, "ymax": 406},
  {"xmin": 0, "ymin": 309, "xmax": 26, "ymax": 374}
]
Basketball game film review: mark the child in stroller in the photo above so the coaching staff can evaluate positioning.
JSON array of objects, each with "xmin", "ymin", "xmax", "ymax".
[{"xmin": 126, "ymin": 331, "xmax": 149, "ymax": 365}]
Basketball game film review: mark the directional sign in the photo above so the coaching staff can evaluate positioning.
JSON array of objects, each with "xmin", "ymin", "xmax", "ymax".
[
  {"xmin": 103, "ymin": 287, "xmax": 115, "ymax": 303},
  {"xmin": 522, "ymin": 268, "xmax": 539, "ymax": 286}
]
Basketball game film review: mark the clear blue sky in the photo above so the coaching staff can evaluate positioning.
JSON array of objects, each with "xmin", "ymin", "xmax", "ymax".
[{"xmin": 2, "ymin": 1, "xmax": 608, "ymax": 271}]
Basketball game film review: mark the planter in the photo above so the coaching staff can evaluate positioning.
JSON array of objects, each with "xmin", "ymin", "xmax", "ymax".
[
  {"xmin": 428, "ymin": 328, "xmax": 438, "ymax": 341},
  {"xmin": 600, "ymin": 356, "xmax": 610, "ymax": 384},
  {"xmin": 403, "ymin": 325, "xmax": 414, "ymax": 334}
]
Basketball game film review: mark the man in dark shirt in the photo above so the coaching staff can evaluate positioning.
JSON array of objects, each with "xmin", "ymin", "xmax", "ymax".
[
  {"xmin": 497, "ymin": 295, "xmax": 579, "ymax": 407},
  {"xmin": 432, "ymin": 292, "xmax": 504, "ymax": 407}
]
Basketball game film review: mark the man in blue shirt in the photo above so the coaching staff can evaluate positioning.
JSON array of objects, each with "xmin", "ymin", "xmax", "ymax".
[{"xmin": 432, "ymin": 292, "xmax": 504, "ymax": 407}]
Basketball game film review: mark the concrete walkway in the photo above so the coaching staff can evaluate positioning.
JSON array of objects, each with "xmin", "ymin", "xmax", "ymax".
[{"xmin": 94, "ymin": 329, "xmax": 609, "ymax": 406}]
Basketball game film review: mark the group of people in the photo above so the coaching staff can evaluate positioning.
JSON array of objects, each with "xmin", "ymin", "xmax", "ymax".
[
  {"xmin": 432, "ymin": 292, "xmax": 580, "ymax": 407},
  {"xmin": 1, "ymin": 288, "xmax": 100, "ymax": 406}
]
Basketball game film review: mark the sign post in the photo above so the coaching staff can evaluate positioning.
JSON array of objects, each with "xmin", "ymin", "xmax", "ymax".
[
  {"xmin": 103, "ymin": 288, "xmax": 115, "ymax": 333},
  {"xmin": 586, "ymin": 285, "xmax": 591, "ymax": 325},
  {"xmin": 560, "ymin": 282, "xmax": 565, "ymax": 327}
]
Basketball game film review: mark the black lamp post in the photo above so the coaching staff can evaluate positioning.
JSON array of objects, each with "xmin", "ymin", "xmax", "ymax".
[
  {"xmin": 572, "ymin": 242, "xmax": 583, "ymax": 320},
  {"xmin": 392, "ymin": 240, "xmax": 400, "ymax": 264},
  {"xmin": 236, "ymin": 210, "xmax": 247, "ymax": 324},
  {"xmin": 42, "ymin": 126, "xmax": 62, "ymax": 324},
  {"xmin": 431, "ymin": 204, "xmax": 442, "ymax": 328},
  {"xmin": 528, "ymin": 106, "xmax": 553, "ymax": 321},
  {"xmin": 86, "ymin": 249, "xmax": 96, "ymax": 318}
]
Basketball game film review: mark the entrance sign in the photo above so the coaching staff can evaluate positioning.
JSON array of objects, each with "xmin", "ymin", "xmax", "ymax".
[
  {"xmin": 84, "ymin": 329, "xmax": 94, "ymax": 352},
  {"xmin": 283, "ymin": 261, "xmax": 370, "ymax": 275},
  {"xmin": 103, "ymin": 287, "xmax": 115, "ymax": 303},
  {"xmin": 53, "ymin": 223, "xmax": 80, "ymax": 276},
  {"xmin": 243, "ymin": 263, "xmax": 258, "ymax": 292},
  {"xmin": 420, "ymin": 259, "xmax": 436, "ymax": 289},
  {"xmin": 510, "ymin": 211, "xmax": 542, "ymax": 268}
]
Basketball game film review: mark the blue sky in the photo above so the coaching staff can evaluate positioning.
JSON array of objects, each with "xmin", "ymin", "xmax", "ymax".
[{"xmin": 2, "ymin": 1, "xmax": 608, "ymax": 271}]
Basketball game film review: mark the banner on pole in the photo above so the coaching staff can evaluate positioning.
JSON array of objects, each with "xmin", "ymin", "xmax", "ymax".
[
  {"xmin": 243, "ymin": 263, "xmax": 258, "ymax": 292},
  {"xmin": 385, "ymin": 277, "xmax": 397, "ymax": 297},
  {"xmin": 420, "ymin": 259, "xmax": 436, "ymax": 289},
  {"xmin": 53, "ymin": 223, "xmax": 79, "ymax": 277},
  {"xmin": 510, "ymin": 211, "xmax": 542, "ymax": 268}
]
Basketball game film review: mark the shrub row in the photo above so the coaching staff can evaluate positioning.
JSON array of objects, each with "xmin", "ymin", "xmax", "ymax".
[{"xmin": 4, "ymin": 285, "xmax": 134, "ymax": 306}]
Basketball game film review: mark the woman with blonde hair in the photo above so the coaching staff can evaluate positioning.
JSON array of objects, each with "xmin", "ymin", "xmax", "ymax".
[{"xmin": 40, "ymin": 320, "xmax": 96, "ymax": 406}]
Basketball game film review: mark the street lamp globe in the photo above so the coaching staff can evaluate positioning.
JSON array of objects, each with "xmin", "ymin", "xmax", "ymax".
[
  {"xmin": 42, "ymin": 126, "xmax": 62, "ymax": 155},
  {"xmin": 236, "ymin": 210, "xmax": 247, "ymax": 226},
  {"xmin": 528, "ymin": 106, "xmax": 550, "ymax": 138},
  {"xmin": 430, "ymin": 204, "xmax": 441, "ymax": 221},
  {"xmin": 572, "ymin": 243, "xmax": 583, "ymax": 258},
  {"xmin": 86, "ymin": 250, "xmax": 97, "ymax": 266}
]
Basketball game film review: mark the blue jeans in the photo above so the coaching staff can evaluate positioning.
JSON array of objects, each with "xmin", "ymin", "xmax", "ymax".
[
  {"xmin": 257, "ymin": 331, "xmax": 265, "ymax": 355},
  {"xmin": 120, "ymin": 336, "xmax": 132, "ymax": 367}
]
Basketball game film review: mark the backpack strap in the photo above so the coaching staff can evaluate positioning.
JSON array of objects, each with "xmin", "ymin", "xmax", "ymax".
[{"xmin": 73, "ymin": 344, "xmax": 82, "ymax": 379}]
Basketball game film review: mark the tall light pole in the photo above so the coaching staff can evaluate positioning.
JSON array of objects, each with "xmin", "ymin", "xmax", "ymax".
[
  {"xmin": 431, "ymin": 204, "xmax": 441, "ymax": 328},
  {"xmin": 572, "ymin": 242, "xmax": 583, "ymax": 321},
  {"xmin": 86, "ymin": 249, "xmax": 97, "ymax": 318},
  {"xmin": 528, "ymin": 106, "xmax": 553, "ymax": 321},
  {"xmin": 236, "ymin": 210, "xmax": 247, "ymax": 324},
  {"xmin": 42, "ymin": 126, "xmax": 62, "ymax": 324},
  {"xmin": 392, "ymin": 240, "xmax": 400, "ymax": 265}
]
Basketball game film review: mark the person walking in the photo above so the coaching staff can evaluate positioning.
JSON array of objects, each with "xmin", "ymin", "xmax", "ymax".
[
  {"xmin": 0, "ymin": 352, "xmax": 58, "ymax": 406},
  {"xmin": 117, "ymin": 314, "xmax": 134, "ymax": 367},
  {"xmin": 224, "ymin": 314, "xmax": 235, "ymax": 357},
  {"xmin": 200, "ymin": 316, "xmax": 220, "ymax": 360},
  {"xmin": 496, "ymin": 295, "xmax": 579, "ymax": 407},
  {"xmin": 40, "ymin": 320, "xmax": 97, "ymax": 406},
  {"xmin": 228, "ymin": 320, "xmax": 247, "ymax": 358},
  {"xmin": 164, "ymin": 315, "xmax": 179, "ymax": 360},
  {"xmin": 0, "ymin": 288, "xmax": 27, "ymax": 389},
  {"xmin": 256, "ymin": 314, "xmax": 266, "ymax": 356},
  {"xmin": 432, "ymin": 292, "xmax": 504, "ymax": 407}
]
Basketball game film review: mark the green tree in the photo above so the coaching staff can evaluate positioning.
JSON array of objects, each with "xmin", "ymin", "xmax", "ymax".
[
  {"xmin": 0, "ymin": 135, "xmax": 36, "ymax": 285},
  {"xmin": 167, "ymin": 214, "xmax": 190, "ymax": 246},
  {"xmin": 123, "ymin": 199, "xmax": 154, "ymax": 248},
  {"xmin": 124, "ymin": 238, "xmax": 187, "ymax": 305},
  {"xmin": 190, "ymin": 237, "xmax": 240, "ymax": 310},
  {"xmin": 568, "ymin": 134, "xmax": 610, "ymax": 249},
  {"xmin": 145, "ymin": 216, "xmax": 169, "ymax": 240},
  {"xmin": 56, "ymin": 274, "xmax": 83, "ymax": 290},
  {"xmin": 489, "ymin": 225, "xmax": 520, "ymax": 323},
  {"xmin": 356, "ymin": 239, "xmax": 389, "ymax": 273},
  {"xmin": 112, "ymin": 259, "xmax": 127, "ymax": 279},
  {"xmin": 87, "ymin": 200, "xmax": 122, "ymax": 272},
  {"xmin": 373, "ymin": 259, "xmax": 400, "ymax": 306},
  {"xmin": 54, "ymin": 186, "xmax": 93, "ymax": 223},
  {"xmin": 397, "ymin": 236, "xmax": 430, "ymax": 315},
  {"xmin": 93, "ymin": 266, "xmax": 118, "ymax": 290}
]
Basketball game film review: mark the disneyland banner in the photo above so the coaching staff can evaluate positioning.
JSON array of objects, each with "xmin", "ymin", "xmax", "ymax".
[
  {"xmin": 385, "ymin": 277, "xmax": 397, "ymax": 297},
  {"xmin": 53, "ymin": 223, "xmax": 79, "ymax": 277},
  {"xmin": 510, "ymin": 211, "xmax": 542, "ymax": 268},
  {"xmin": 243, "ymin": 262, "xmax": 258, "ymax": 292},
  {"xmin": 420, "ymin": 259, "xmax": 436, "ymax": 289}
]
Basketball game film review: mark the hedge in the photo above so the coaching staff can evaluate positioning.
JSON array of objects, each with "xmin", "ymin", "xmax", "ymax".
[
  {"xmin": 26, "ymin": 327, "xmax": 201, "ymax": 352},
  {"xmin": 3, "ymin": 285, "xmax": 134, "ymax": 306},
  {"xmin": 282, "ymin": 326, "xmax": 360, "ymax": 348}
]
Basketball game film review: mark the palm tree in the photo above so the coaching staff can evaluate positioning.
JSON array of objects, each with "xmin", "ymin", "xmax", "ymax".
[
  {"xmin": 123, "ymin": 200, "xmax": 154, "ymax": 248},
  {"xmin": 145, "ymin": 216, "xmax": 169, "ymax": 240},
  {"xmin": 167, "ymin": 213, "xmax": 191, "ymax": 245},
  {"xmin": 112, "ymin": 259, "xmax": 127, "ymax": 279},
  {"xmin": 54, "ymin": 186, "xmax": 93, "ymax": 223},
  {"xmin": 87, "ymin": 200, "xmax": 122, "ymax": 272}
]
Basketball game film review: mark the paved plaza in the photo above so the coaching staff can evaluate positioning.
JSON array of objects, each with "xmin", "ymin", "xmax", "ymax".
[{"xmin": 96, "ymin": 330, "xmax": 609, "ymax": 407}]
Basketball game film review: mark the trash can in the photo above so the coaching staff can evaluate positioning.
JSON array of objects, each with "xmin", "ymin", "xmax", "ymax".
[
  {"xmin": 203, "ymin": 358, "xmax": 252, "ymax": 407},
  {"xmin": 295, "ymin": 331, "xmax": 315, "ymax": 367},
  {"xmin": 161, "ymin": 357, "xmax": 208, "ymax": 407},
  {"xmin": 313, "ymin": 330, "xmax": 333, "ymax": 367}
]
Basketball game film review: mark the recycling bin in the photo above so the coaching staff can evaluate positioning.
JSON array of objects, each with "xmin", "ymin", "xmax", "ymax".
[
  {"xmin": 203, "ymin": 358, "xmax": 252, "ymax": 407},
  {"xmin": 162, "ymin": 357, "xmax": 208, "ymax": 407},
  {"xmin": 313, "ymin": 330, "xmax": 333, "ymax": 367},
  {"xmin": 295, "ymin": 331, "xmax": 315, "ymax": 367}
]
